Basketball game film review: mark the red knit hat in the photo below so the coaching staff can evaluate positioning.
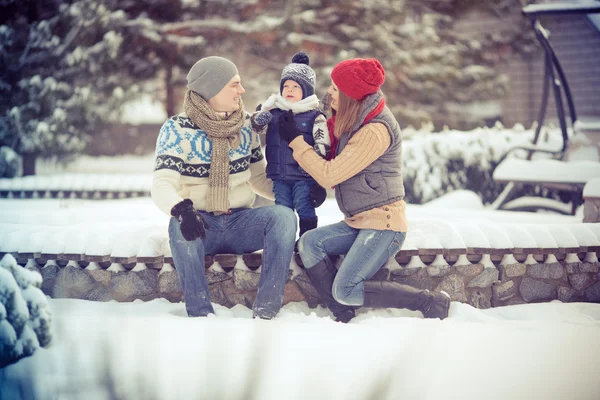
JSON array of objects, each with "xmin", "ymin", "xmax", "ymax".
[{"xmin": 330, "ymin": 58, "xmax": 385, "ymax": 100}]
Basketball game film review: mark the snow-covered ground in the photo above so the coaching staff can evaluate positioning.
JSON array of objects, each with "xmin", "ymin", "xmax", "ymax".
[
  {"xmin": 0, "ymin": 192, "xmax": 594, "ymax": 264},
  {"xmin": 1, "ymin": 298, "xmax": 600, "ymax": 400},
  {"xmin": 1, "ymin": 189, "xmax": 599, "ymax": 400},
  {"xmin": 1, "ymin": 154, "xmax": 600, "ymax": 399}
]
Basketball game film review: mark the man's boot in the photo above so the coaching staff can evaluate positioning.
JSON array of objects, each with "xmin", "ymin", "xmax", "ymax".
[
  {"xmin": 363, "ymin": 281, "xmax": 451, "ymax": 319},
  {"xmin": 304, "ymin": 258, "xmax": 355, "ymax": 323}
]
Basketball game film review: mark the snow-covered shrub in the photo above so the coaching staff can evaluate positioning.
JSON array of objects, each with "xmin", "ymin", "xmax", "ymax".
[
  {"xmin": 0, "ymin": 146, "xmax": 22, "ymax": 178},
  {"xmin": 0, "ymin": 254, "xmax": 52, "ymax": 368},
  {"xmin": 402, "ymin": 125, "xmax": 567, "ymax": 204}
]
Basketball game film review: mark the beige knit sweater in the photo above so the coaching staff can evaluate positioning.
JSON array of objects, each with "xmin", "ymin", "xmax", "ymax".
[{"xmin": 289, "ymin": 122, "xmax": 408, "ymax": 232}]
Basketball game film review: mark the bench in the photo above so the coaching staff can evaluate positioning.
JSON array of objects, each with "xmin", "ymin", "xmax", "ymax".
[
  {"xmin": 492, "ymin": 158, "xmax": 600, "ymax": 214},
  {"xmin": 490, "ymin": 3, "xmax": 600, "ymax": 215}
]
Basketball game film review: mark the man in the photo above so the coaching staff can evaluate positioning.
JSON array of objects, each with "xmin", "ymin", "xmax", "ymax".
[{"xmin": 151, "ymin": 56, "xmax": 296, "ymax": 319}]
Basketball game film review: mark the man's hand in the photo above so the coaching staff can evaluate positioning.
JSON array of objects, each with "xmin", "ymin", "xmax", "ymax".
[
  {"xmin": 278, "ymin": 110, "xmax": 301, "ymax": 143},
  {"xmin": 170, "ymin": 199, "xmax": 206, "ymax": 241},
  {"xmin": 310, "ymin": 184, "xmax": 327, "ymax": 208}
]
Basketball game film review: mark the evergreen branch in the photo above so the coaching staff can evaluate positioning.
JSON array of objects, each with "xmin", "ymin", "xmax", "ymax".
[{"xmin": 130, "ymin": 15, "xmax": 288, "ymax": 36}]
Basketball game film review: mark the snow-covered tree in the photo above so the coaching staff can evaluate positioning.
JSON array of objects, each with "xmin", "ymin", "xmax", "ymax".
[
  {"xmin": 0, "ymin": 0, "xmax": 144, "ymax": 174},
  {"xmin": 162, "ymin": 0, "xmax": 535, "ymax": 129},
  {"xmin": 100, "ymin": 0, "xmax": 207, "ymax": 116},
  {"xmin": 234, "ymin": 0, "xmax": 536, "ymax": 129},
  {"xmin": 0, "ymin": 254, "xmax": 52, "ymax": 368},
  {"xmin": 0, "ymin": 145, "xmax": 22, "ymax": 177},
  {"xmin": 1, "ymin": 0, "xmax": 536, "ymax": 171}
]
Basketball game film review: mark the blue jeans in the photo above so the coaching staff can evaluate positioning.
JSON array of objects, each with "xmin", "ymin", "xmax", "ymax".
[
  {"xmin": 168, "ymin": 205, "xmax": 297, "ymax": 318},
  {"xmin": 298, "ymin": 221, "xmax": 406, "ymax": 306},
  {"xmin": 273, "ymin": 179, "xmax": 316, "ymax": 219}
]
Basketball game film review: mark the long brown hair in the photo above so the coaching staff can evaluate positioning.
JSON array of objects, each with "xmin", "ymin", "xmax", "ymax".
[{"xmin": 330, "ymin": 90, "xmax": 365, "ymax": 139}]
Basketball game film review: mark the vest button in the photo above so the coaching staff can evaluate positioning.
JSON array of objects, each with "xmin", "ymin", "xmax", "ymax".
[
  {"xmin": 386, "ymin": 224, "xmax": 391, "ymax": 228},
  {"xmin": 384, "ymin": 207, "xmax": 389, "ymax": 211},
  {"xmin": 386, "ymin": 215, "xmax": 391, "ymax": 219}
]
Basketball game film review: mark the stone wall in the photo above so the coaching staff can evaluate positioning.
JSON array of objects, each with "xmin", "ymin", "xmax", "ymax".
[{"xmin": 18, "ymin": 251, "xmax": 600, "ymax": 311}]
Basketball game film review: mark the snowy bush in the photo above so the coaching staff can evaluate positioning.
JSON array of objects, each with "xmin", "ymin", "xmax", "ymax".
[
  {"xmin": 0, "ymin": 254, "xmax": 52, "ymax": 368},
  {"xmin": 402, "ymin": 125, "xmax": 568, "ymax": 205},
  {"xmin": 0, "ymin": 146, "xmax": 22, "ymax": 178}
]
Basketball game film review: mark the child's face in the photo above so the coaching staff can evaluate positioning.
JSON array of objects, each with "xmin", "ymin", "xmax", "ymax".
[
  {"xmin": 327, "ymin": 80, "xmax": 339, "ymax": 111},
  {"xmin": 281, "ymin": 80, "xmax": 303, "ymax": 103}
]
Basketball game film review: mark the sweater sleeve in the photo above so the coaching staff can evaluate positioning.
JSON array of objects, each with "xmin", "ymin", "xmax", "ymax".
[
  {"xmin": 151, "ymin": 169, "xmax": 183, "ymax": 215},
  {"xmin": 311, "ymin": 113, "xmax": 330, "ymax": 159},
  {"xmin": 151, "ymin": 119, "xmax": 185, "ymax": 215},
  {"xmin": 288, "ymin": 123, "xmax": 390, "ymax": 188}
]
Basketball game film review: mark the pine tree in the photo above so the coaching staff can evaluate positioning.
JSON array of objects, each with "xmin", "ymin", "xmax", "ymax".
[
  {"xmin": 0, "ymin": 0, "xmax": 144, "ymax": 174},
  {"xmin": 175, "ymin": 0, "xmax": 534, "ymax": 129},
  {"xmin": 0, "ymin": 0, "xmax": 211, "ymax": 174},
  {"xmin": 234, "ymin": 0, "xmax": 537, "ymax": 129}
]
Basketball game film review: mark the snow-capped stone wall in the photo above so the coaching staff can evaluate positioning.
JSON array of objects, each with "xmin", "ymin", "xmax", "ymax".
[
  {"xmin": 2, "ymin": 219, "xmax": 599, "ymax": 310},
  {"xmin": 9, "ymin": 247, "xmax": 600, "ymax": 311}
]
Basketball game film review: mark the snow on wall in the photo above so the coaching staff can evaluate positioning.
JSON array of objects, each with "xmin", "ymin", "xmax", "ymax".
[{"xmin": 1, "ymin": 221, "xmax": 598, "ymax": 263}]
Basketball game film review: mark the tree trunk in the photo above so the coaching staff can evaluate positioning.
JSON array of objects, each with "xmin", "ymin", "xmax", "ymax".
[{"xmin": 22, "ymin": 153, "xmax": 36, "ymax": 176}]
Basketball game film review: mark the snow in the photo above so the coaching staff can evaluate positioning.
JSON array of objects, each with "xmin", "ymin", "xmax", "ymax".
[
  {"xmin": 120, "ymin": 96, "xmax": 167, "ymax": 124},
  {"xmin": 1, "ymin": 159, "xmax": 600, "ymax": 397},
  {"xmin": 0, "ymin": 178, "xmax": 595, "ymax": 259},
  {"xmin": 0, "ymin": 255, "xmax": 51, "ymax": 368},
  {"xmin": 583, "ymin": 177, "xmax": 600, "ymax": 198},
  {"xmin": 493, "ymin": 159, "xmax": 600, "ymax": 184},
  {"xmin": 0, "ymin": 195, "xmax": 594, "ymax": 259},
  {"xmin": 1, "ymin": 299, "xmax": 599, "ymax": 399}
]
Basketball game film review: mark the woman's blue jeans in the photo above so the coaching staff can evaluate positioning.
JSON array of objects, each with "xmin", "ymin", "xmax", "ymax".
[
  {"xmin": 168, "ymin": 205, "xmax": 296, "ymax": 318},
  {"xmin": 298, "ymin": 221, "xmax": 406, "ymax": 306}
]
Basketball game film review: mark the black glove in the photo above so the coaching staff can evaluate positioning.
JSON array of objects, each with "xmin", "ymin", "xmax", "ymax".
[
  {"xmin": 310, "ymin": 184, "xmax": 327, "ymax": 208},
  {"xmin": 278, "ymin": 110, "xmax": 301, "ymax": 143},
  {"xmin": 170, "ymin": 199, "xmax": 206, "ymax": 241}
]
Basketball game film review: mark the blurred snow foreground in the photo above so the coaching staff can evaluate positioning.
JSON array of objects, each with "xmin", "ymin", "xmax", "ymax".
[{"xmin": 0, "ymin": 254, "xmax": 52, "ymax": 368}]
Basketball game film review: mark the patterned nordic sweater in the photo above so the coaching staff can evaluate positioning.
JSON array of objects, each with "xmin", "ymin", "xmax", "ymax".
[{"xmin": 151, "ymin": 112, "xmax": 274, "ymax": 216}]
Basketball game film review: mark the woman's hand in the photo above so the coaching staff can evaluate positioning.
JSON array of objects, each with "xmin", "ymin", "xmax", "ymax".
[{"xmin": 278, "ymin": 110, "xmax": 301, "ymax": 143}]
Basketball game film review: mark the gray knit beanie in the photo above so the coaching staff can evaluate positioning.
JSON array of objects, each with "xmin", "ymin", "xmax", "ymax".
[
  {"xmin": 186, "ymin": 56, "xmax": 239, "ymax": 100},
  {"xmin": 280, "ymin": 52, "xmax": 316, "ymax": 99}
]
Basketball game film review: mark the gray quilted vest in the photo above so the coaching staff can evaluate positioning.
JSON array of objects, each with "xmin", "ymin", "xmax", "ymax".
[{"xmin": 334, "ymin": 90, "xmax": 405, "ymax": 217}]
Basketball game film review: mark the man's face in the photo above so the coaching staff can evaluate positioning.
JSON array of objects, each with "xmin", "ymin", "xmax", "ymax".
[
  {"xmin": 281, "ymin": 79, "xmax": 303, "ymax": 103},
  {"xmin": 208, "ymin": 74, "xmax": 245, "ymax": 113}
]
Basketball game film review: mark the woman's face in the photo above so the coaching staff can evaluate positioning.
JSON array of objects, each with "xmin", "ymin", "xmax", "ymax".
[{"xmin": 327, "ymin": 80, "xmax": 340, "ymax": 111}]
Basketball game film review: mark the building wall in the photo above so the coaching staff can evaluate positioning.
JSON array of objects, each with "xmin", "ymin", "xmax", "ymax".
[{"xmin": 455, "ymin": 5, "xmax": 600, "ymax": 128}]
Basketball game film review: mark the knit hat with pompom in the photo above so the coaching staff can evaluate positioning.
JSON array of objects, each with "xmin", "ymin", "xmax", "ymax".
[{"xmin": 280, "ymin": 52, "xmax": 316, "ymax": 99}]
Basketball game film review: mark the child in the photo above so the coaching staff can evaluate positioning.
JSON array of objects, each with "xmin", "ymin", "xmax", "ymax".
[{"xmin": 251, "ymin": 52, "xmax": 330, "ymax": 240}]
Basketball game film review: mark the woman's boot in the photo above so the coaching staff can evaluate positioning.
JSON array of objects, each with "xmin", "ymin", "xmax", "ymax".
[
  {"xmin": 304, "ymin": 258, "xmax": 356, "ymax": 323},
  {"xmin": 363, "ymin": 280, "xmax": 451, "ymax": 319}
]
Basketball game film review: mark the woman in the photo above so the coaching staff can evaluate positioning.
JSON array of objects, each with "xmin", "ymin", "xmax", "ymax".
[{"xmin": 277, "ymin": 58, "xmax": 451, "ymax": 323}]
